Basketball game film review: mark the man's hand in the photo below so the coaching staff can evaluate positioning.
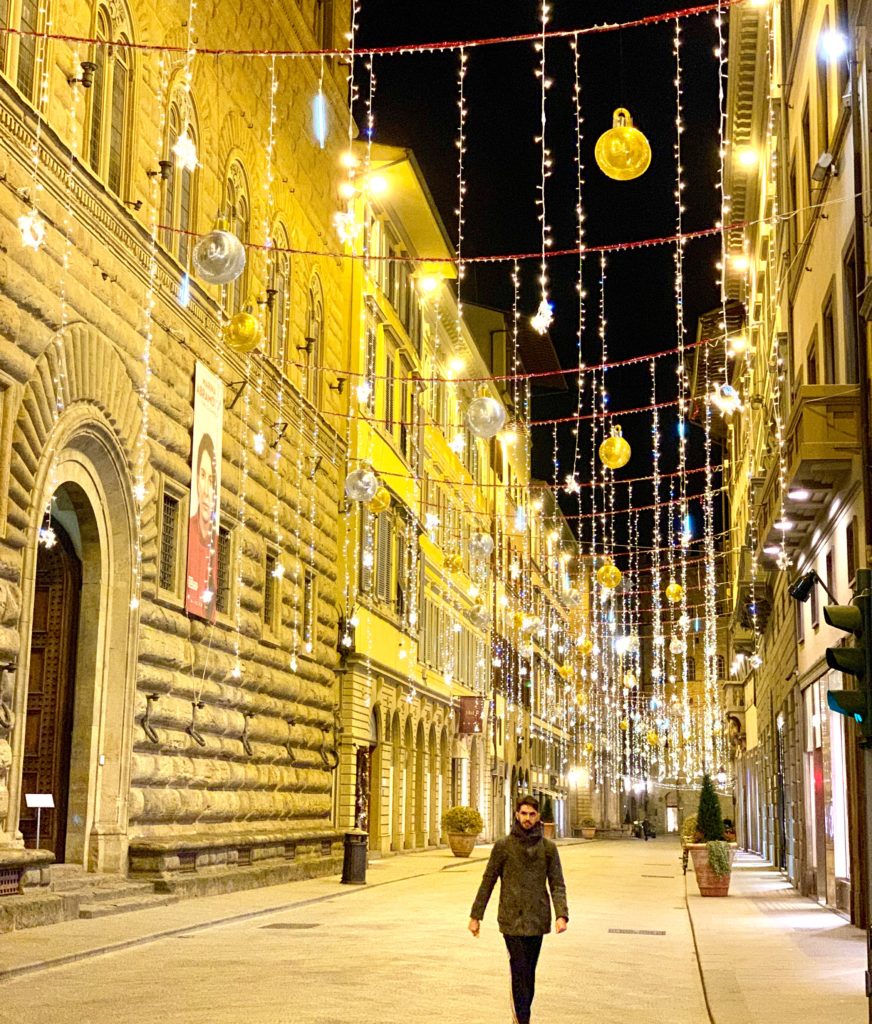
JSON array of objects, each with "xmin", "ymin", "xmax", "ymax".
[
  {"xmin": 468, "ymin": 918, "xmax": 481, "ymax": 937},
  {"xmin": 555, "ymin": 917, "xmax": 568, "ymax": 934}
]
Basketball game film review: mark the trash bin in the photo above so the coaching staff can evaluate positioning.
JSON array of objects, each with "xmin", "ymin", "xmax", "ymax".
[{"xmin": 341, "ymin": 829, "xmax": 368, "ymax": 885}]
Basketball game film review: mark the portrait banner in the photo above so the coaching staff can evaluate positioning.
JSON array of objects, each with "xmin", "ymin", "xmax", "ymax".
[{"xmin": 185, "ymin": 362, "xmax": 223, "ymax": 620}]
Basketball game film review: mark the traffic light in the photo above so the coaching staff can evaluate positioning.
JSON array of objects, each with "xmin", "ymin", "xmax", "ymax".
[{"xmin": 824, "ymin": 568, "xmax": 872, "ymax": 747}]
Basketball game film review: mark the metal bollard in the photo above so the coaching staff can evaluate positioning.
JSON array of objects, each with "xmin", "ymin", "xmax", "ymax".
[{"xmin": 341, "ymin": 829, "xmax": 368, "ymax": 885}]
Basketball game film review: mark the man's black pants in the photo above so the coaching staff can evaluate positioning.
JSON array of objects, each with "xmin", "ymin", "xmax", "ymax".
[{"xmin": 503, "ymin": 934, "xmax": 543, "ymax": 1024}]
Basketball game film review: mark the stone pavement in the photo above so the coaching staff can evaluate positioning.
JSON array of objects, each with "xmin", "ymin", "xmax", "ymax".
[{"xmin": 0, "ymin": 838, "xmax": 866, "ymax": 1023}]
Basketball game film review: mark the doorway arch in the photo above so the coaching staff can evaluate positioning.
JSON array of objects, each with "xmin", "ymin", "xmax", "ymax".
[{"xmin": 11, "ymin": 409, "xmax": 137, "ymax": 873}]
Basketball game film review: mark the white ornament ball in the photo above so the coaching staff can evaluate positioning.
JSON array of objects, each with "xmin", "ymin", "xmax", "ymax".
[
  {"xmin": 469, "ymin": 604, "xmax": 491, "ymax": 630},
  {"xmin": 469, "ymin": 532, "xmax": 495, "ymax": 559},
  {"xmin": 344, "ymin": 467, "xmax": 379, "ymax": 502},
  {"xmin": 669, "ymin": 636, "xmax": 686, "ymax": 656},
  {"xmin": 192, "ymin": 228, "xmax": 247, "ymax": 285},
  {"xmin": 465, "ymin": 396, "xmax": 506, "ymax": 440}
]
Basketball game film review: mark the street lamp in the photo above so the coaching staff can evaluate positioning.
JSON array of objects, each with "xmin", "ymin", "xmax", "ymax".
[{"xmin": 787, "ymin": 570, "xmax": 838, "ymax": 605}]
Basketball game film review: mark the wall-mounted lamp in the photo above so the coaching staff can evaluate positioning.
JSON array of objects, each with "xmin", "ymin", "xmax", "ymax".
[
  {"xmin": 788, "ymin": 569, "xmax": 838, "ymax": 604},
  {"xmin": 147, "ymin": 160, "xmax": 173, "ymax": 183},
  {"xmin": 297, "ymin": 337, "xmax": 314, "ymax": 356},
  {"xmin": 124, "ymin": 199, "xmax": 143, "ymax": 211},
  {"xmin": 811, "ymin": 151, "xmax": 836, "ymax": 182},
  {"xmin": 68, "ymin": 60, "xmax": 98, "ymax": 88},
  {"xmin": 328, "ymin": 377, "xmax": 346, "ymax": 394}
]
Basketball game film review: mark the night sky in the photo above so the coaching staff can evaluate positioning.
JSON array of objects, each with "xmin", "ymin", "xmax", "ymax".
[{"xmin": 356, "ymin": 1, "xmax": 725, "ymax": 557}]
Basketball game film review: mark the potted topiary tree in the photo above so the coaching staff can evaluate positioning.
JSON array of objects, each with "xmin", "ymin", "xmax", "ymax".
[
  {"xmin": 441, "ymin": 806, "xmax": 484, "ymax": 857},
  {"xmin": 687, "ymin": 774, "xmax": 736, "ymax": 896},
  {"xmin": 580, "ymin": 817, "xmax": 597, "ymax": 840},
  {"xmin": 540, "ymin": 794, "xmax": 556, "ymax": 839}
]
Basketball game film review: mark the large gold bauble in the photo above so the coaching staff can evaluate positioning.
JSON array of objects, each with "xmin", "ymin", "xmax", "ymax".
[
  {"xmin": 619, "ymin": 719, "xmax": 629, "ymax": 732},
  {"xmin": 367, "ymin": 487, "xmax": 391, "ymax": 515},
  {"xmin": 594, "ymin": 108, "xmax": 652, "ymax": 182},
  {"xmin": 646, "ymin": 729, "xmax": 660, "ymax": 747},
  {"xmin": 585, "ymin": 741, "xmax": 594, "ymax": 753},
  {"xmin": 578, "ymin": 636, "xmax": 594, "ymax": 656},
  {"xmin": 558, "ymin": 664, "xmax": 573, "ymax": 680},
  {"xmin": 512, "ymin": 611, "xmax": 526, "ymax": 631},
  {"xmin": 224, "ymin": 308, "xmax": 263, "ymax": 353},
  {"xmin": 443, "ymin": 551, "xmax": 463, "ymax": 573},
  {"xmin": 665, "ymin": 581, "xmax": 684, "ymax": 604},
  {"xmin": 597, "ymin": 559, "xmax": 622, "ymax": 590},
  {"xmin": 598, "ymin": 425, "xmax": 631, "ymax": 470}
]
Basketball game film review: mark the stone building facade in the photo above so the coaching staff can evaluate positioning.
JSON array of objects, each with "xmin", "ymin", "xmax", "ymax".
[{"xmin": 0, "ymin": 0, "xmax": 355, "ymax": 904}]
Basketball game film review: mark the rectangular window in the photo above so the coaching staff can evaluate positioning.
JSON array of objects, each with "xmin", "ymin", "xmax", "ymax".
[
  {"xmin": 816, "ymin": 16, "xmax": 830, "ymax": 155},
  {"xmin": 796, "ymin": 592, "xmax": 805, "ymax": 644},
  {"xmin": 806, "ymin": 331, "xmax": 818, "ymax": 385},
  {"xmin": 375, "ymin": 511, "xmax": 393, "ymax": 604},
  {"xmin": 788, "ymin": 158, "xmax": 799, "ymax": 256},
  {"xmin": 810, "ymin": 572, "xmax": 820, "ymax": 629},
  {"xmin": 88, "ymin": 46, "xmax": 107, "ymax": 170},
  {"xmin": 159, "ymin": 492, "xmax": 180, "ymax": 592},
  {"xmin": 843, "ymin": 245, "xmax": 859, "ymax": 383},
  {"xmin": 108, "ymin": 57, "xmax": 128, "ymax": 193},
  {"xmin": 384, "ymin": 343, "xmax": 395, "ymax": 434},
  {"xmin": 847, "ymin": 517, "xmax": 858, "ymax": 586},
  {"xmin": 178, "ymin": 167, "xmax": 193, "ymax": 267},
  {"xmin": 359, "ymin": 510, "xmax": 374, "ymax": 593},
  {"xmin": 216, "ymin": 526, "xmax": 231, "ymax": 616},
  {"xmin": 17, "ymin": 0, "xmax": 38, "ymax": 97},
  {"xmin": 801, "ymin": 101, "xmax": 812, "ymax": 212},
  {"xmin": 826, "ymin": 548, "xmax": 836, "ymax": 601},
  {"xmin": 821, "ymin": 294, "xmax": 836, "ymax": 384}
]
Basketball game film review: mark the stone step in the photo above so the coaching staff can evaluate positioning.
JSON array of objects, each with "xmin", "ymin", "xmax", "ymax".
[
  {"xmin": 78, "ymin": 893, "xmax": 180, "ymax": 920},
  {"xmin": 52, "ymin": 880, "xmax": 156, "ymax": 902}
]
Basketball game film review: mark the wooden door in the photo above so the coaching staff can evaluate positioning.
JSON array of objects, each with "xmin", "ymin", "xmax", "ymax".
[{"xmin": 20, "ymin": 523, "xmax": 81, "ymax": 857}]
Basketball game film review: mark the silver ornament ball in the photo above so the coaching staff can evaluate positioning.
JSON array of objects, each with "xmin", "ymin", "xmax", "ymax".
[
  {"xmin": 469, "ymin": 532, "xmax": 495, "ymax": 559},
  {"xmin": 192, "ymin": 228, "xmax": 247, "ymax": 285},
  {"xmin": 344, "ymin": 467, "xmax": 380, "ymax": 502},
  {"xmin": 465, "ymin": 395, "xmax": 506, "ymax": 440}
]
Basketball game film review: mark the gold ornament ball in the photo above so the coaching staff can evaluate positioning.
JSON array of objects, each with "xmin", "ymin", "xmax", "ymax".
[
  {"xmin": 367, "ymin": 487, "xmax": 391, "ymax": 515},
  {"xmin": 585, "ymin": 741, "xmax": 594, "ymax": 753},
  {"xmin": 512, "ymin": 611, "xmax": 526, "ymax": 631},
  {"xmin": 598, "ymin": 425, "xmax": 631, "ymax": 471},
  {"xmin": 594, "ymin": 108, "xmax": 652, "ymax": 182},
  {"xmin": 578, "ymin": 636, "xmax": 594, "ymax": 656},
  {"xmin": 597, "ymin": 559, "xmax": 622, "ymax": 590},
  {"xmin": 619, "ymin": 719, "xmax": 629, "ymax": 732},
  {"xmin": 558, "ymin": 664, "xmax": 573, "ymax": 680},
  {"xmin": 646, "ymin": 729, "xmax": 660, "ymax": 747},
  {"xmin": 665, "ymin": 581, "xmax": 684, "ymax": 604},
  {"xmin": 443, "ymin": 551, "xmax": 463, "ymax": 573},
  {"xmin": 224, "ymin": 309, "xmax": 263, "ymax": 353}
]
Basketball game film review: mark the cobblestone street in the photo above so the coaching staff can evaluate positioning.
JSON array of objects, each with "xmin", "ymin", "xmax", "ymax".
[{"xmin": 0, "ymin": 839, "xmax": 865, "ymax": 1024}]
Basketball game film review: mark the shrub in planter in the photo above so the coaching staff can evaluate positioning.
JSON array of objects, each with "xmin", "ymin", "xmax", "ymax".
[
  {"xmin": 707, "ymin": 840, "xmax": 731, "ymax": 877},
  {"xmin": 580, "ymin": 816, "xmax": 597, "ymax": 839},
  {"xmin": 696, "ymin": 773, "xmax": 725, "ymax": 841},
  {"xmin": 442, "ymin": 806, "xmax": 483, "ymax": 857},
  {"xmin": 680, "ymin": 814, "xmax": 698, "ymax": 846},
  {"xmin": 688, "ymin": 775, "xmax": 734, "ymax": 896}
]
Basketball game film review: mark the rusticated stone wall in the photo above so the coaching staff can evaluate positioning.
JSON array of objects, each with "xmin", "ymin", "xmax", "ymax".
[{"xmin": 0, "ymin": 0, "xmax": 354, "ymax": 875}]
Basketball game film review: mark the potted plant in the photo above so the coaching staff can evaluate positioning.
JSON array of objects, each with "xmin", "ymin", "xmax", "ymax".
[
  {"xmin": 580, "ymin": 817, "xmax": 597, "ymax": 840},
  {"xmin": 540, "ymin": 795, "xmax": 556, "ymax": 839},
  {"xmin": 441, "ymin": 806, "xmax": 483, "ymax": 857},
  {"xmin": 686, "ymin": 774, "xmax": 736, "ymax": 896}
]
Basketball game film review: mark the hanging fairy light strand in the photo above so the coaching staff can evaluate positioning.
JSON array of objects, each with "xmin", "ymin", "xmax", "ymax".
[
  {"xmin": 18, "ymin": 0, "xmax": 50, "ymax": 249},
  {"xmin": 531, "ymin": 1, "xmax": 554, "ymax": 334},
  {"xmin": 568, "ymin": 31, "xmax": 587, "ymax": 493}
]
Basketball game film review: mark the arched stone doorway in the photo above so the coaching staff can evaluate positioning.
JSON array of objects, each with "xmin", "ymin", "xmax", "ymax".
[
  {"xmin": 19, "ymin": 518, "xmax": 82, "ymax": 858},
  {"xmin": 10, "ymin": 414, "xmax": 137, "ymax": 874},
  {"xmin": 366, "ymin": 709, "xmax": 381, "ymax": 848}
]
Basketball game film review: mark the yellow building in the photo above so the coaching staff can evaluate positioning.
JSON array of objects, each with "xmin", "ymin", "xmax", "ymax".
[
  {"xmin": 336, "ymin": 144, "xmax": 577, "ymax": 850},
  {"xmin": 722, "ymin": 0, "xmax": 869, "ymax": 921}
]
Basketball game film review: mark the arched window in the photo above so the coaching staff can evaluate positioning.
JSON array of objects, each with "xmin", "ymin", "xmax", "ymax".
[
  {"xmin": 225, "ymin": 163, "xmax": 249, "ymax": 312},
  {"xmin": 163, "ymin": 95, "xmax": 197, "ymax": 266},
  {"xmin": 304, "ymin": 275, "xmax": 323, "ymax": 406},
  {"xmin": 270, "ymin": 224, "xmax": 292, "ymax": 363},
  {"xmin": 87, "ymin": 7, "xmax": 131, "ymax": 195}
]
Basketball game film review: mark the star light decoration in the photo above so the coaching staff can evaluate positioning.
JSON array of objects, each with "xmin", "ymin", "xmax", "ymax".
[
  {"xmin": 172, "ymin": 127, "xmax": 198, "ymax": 172},
  {"xmin": 19, "ymin": 209, "xmax": 46, "ymax": 250},
  {"xmin": 530, "ymin": 298, "xmax": 554, "ymax": 335}
]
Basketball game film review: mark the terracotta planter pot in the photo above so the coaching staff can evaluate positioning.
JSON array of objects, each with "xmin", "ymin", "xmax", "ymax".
[
  {"xmin": 542, "ymin": 822, "xmax": 556, "ymax": 839},
  {"xmin": 688, "ymin": 844, "xmax": 736, "ymax": 896},
  {"xmin": 447, "ymin": 832, "xmax": 478, "ymax": 857},
  {"xmin": 580, "ymin": 827, "xmax": 596, "ymax": 839}
]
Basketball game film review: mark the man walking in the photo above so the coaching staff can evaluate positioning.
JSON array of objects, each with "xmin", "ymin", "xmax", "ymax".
[{"xmin": 468, "ymin": 795, "xmax": 568, "ymax": 1024}]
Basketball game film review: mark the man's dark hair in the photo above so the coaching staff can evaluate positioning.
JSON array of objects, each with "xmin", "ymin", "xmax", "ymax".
[
  {"xmin": 516, "ymin": 794, "xmax": 539, "ymax": 813},
  {"xmin": 195, "ymin": 432, "xmax": 216, "ymax": 485}
]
